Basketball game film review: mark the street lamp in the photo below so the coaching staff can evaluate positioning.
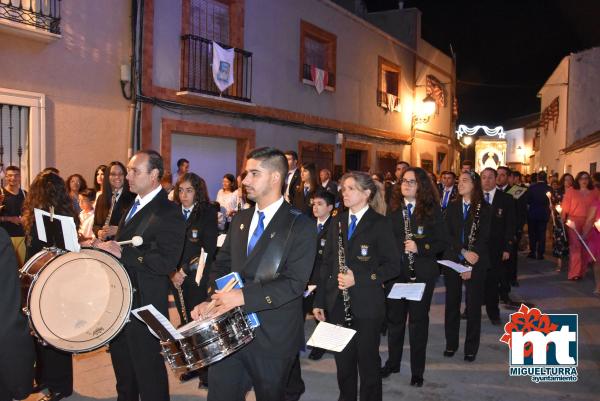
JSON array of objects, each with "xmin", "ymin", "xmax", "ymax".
[{"xmin": 463, "ymin": 136, "xmax": 473, "ymax": 146}]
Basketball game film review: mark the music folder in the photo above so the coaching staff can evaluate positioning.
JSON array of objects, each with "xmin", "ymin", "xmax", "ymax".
[{"xmin": 34, "ymin": 208, "xmax": 80, "ymax": 252}]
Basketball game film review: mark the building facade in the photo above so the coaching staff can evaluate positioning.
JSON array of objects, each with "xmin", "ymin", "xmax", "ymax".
[
  {"xmin": 535, "ymin": 47, "xmax": 600, "ymax": 176},
  {"xmin": 0, "ymin": 0, "xmax": 456, "ymax": 195}
]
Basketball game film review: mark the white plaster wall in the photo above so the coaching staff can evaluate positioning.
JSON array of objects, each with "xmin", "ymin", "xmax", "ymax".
[{"xmin": 567, "ymin": 47, "xmax": 600, "ymax": 144}]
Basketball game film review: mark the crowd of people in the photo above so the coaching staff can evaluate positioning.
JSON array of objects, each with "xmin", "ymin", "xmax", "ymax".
[{"xmin": 1, "ymin": 149, "xmax": 599, "ymax": 401}]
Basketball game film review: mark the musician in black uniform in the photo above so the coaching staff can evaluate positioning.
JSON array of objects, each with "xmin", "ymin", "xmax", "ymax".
[
  {"xmin": 170, "ymin": 173, "xmax": 218, "ymax": 385},
  {"xmin": 291, "ymin": 162, "xmax": 318, "ymax": 215},
  {"xmin": 443, "ymin": 171, "xmax": 491, "ymax": 362},
  {"xmin": 438, "ymin": 170, "xmax": 458, "ymax": 211},
  {"xmin": 313, "ymin": 172, "xmax": 401, "ymax": 401},
  {"xmin": 481, "ymin": 168, "xmax": 516, "ymax": 325},
  {"xmin": 285, "ymin": 188, "xmax": 336, "ymax": 400},
  {"xmin": 93, "ymin": 161, "xmax": 135, "ymax": 240},
  {"xmin": 284, "ymin": 150, "xmax": 301, "ymax": 203},
  {"xmin": 0, "ymin": 226, "xmax": 35, "ymax": 401},
  {"xmin": 191, "ymin": 147, "xmax": 317, "ymax": 401},
  {"xmin": 106, "ymin": 150, "xmax": 185, "ymax": 401},
  {"xmin": 382, "ymin": 167, "xmax": 448, "ymax": 386},
  {"xmin": 21, "ymin": 171, "xmax": 80, "ymax": 401}
]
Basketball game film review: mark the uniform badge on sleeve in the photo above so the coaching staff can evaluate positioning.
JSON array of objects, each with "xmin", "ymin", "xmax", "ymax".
[
  {"xmin": 191, "ymin": 229, "xmax": 198, "ymax": 239},
  {"xmin": 497, "ymin": 208, "xmax": 503, "ymax": 217},
  {"xmin": 417, "ymin": 226, "xmax": 424, "ymax": 235}
]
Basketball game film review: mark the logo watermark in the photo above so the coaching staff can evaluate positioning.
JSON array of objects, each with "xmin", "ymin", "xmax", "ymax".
[{"xmin": 500, "ymin": 304, "xmax": 578, "ymax": 383}]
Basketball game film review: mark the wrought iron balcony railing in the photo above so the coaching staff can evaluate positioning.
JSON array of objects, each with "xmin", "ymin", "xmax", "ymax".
[
  {"xmin": 180, "ymin": 34, "xmax": 252, "ymax": 103},
  {"xmin": 0, "ymin": 0, "xmax": 61, "ymax": 34}
]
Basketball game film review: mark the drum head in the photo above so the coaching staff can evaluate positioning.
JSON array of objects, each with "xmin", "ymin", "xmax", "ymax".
[{"xmin": 28, "ymin": 248, "xmax": 132, "ymax": 353}]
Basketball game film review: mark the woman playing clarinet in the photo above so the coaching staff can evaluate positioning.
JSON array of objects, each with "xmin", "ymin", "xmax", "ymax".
[
  {"xmin": 313, "ymin": 171, "xmax": 400, "ymax": 401},
  {"xmin": 382, "ymin": 167, "xmax": 448, "ymax": 386},
  {"xmin": 442, "ymin": 170, "xmax": 491, "ymax": 363}
]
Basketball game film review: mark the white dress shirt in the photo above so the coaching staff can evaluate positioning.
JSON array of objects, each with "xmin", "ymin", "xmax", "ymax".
[
  {"xmin": 127, "ymin": 185, "xmax": 162, "ymax": 221},
  {"xmin": 247, "ymin": 196, "xmax": 285, "ymax": 248},
  {"xmin": 348, "ymin": 204, "xmax": 369, "ymax": 226},
  {"xmin": 484, "ymin": 187, "xmax": 497, "ymax": 204}
]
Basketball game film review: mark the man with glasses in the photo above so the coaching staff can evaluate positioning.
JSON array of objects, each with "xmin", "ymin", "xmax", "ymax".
[{"xmin": 104, "ymin": 150, "xmax": 185, "ymax": 401}]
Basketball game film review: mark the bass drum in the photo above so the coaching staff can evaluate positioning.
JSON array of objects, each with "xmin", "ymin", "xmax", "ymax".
[{"xmin": 20, "ymin": 247, "xmax": 132, "ymax": 353}]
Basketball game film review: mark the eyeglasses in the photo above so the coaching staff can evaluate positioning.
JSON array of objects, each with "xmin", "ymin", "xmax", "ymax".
[{"xmin": 401, "ymin": 179, "xmax": 417, "ymax": 186}]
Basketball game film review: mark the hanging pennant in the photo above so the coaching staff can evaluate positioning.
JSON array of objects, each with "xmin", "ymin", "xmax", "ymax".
[
  {"xmin": 310, "ymin": 66, "xmax": 329, "ymax": 94},
  {"xmin": 212, "ymin": 41, "xmax": 235, "ymax": 93}
]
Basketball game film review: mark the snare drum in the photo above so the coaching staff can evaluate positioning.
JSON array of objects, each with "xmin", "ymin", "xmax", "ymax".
[
  {"xmin": 20, "ymin": 247, "xmax": 132, "ymax": 353},
  {"xmin": 161, "ymin": 306, "xmax": 254, "ymax": 373}
]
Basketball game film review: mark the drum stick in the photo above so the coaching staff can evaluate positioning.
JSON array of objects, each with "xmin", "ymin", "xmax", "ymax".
[
  {"xmin": 116, "ymin": 236, "xmax": 143, "ymax": 247},
  {"xmin": 203, "ymin": 277, "xmax": 239, "ymax": 318}
]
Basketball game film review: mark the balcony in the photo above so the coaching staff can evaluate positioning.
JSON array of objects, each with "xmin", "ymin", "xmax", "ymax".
[
  {"xmin": 180, "ymin": 34, "xmax": 252, "ymax": 103},
  {"xmin": 0, "ymin": 0, "xmax": 61, "ymax": 39}
]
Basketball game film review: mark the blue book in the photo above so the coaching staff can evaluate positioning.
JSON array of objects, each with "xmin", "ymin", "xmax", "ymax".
[{"xmin": 215, "ymin": 272, "xmax": 260, "ymax": 328}]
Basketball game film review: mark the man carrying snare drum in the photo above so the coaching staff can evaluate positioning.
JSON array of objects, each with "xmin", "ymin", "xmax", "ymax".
[{"xmin": 192, "ymin": 147, "xmax": 317, "ymax": 401}]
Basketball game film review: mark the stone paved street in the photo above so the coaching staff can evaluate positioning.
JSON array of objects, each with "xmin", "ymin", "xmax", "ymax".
[{"xmin": 25, "ymin": 255, "xmax": 600, "ymax": 401}]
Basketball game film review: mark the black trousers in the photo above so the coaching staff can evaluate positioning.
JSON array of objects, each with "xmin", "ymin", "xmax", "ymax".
[
  {"xmin": 208, "ymin": 341, "xmax": 295, "ymax": 401},
  {"xmin": 331, "ymin": 302, "xmax": 383, "ymax": 401},
  {"xmin": 109, "ymin": 318, "xmax": 169, "ymax": 401},
  {"xmin": 172, "ymin": 273, "xmax": 208, "ymax": 324},
  {"xmin": 443, "ymin": 267, "xmax": 486, "ymax": 356},
  {"xmin": 528, "ymin": 218, "xmax": 548, "ymax": 258},
  {"xmin": 484, "ymin": 265, "xmax": 502, "ymax": 320},
  {"xmin": 35, "ymin": 343, "xmax": 72, "ymax": 395},
  {"xmin": 384, "ymin": 277, "xmax": 436, "ymax": 377}
]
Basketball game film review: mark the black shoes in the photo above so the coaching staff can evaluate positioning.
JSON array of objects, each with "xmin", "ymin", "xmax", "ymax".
[
  {"xmin": 410, "ymin": 376, "xmax": 424, "ymax": 387},
  {"xmin": 308, "ymin": 348, "xmax": 325, "ymax": 360},
  {"xmin": 38, "ymin": 391, "xmax": 68, "ymax": 401},
  {"xmin": 464, "ymin": 354, "xmax": 476, "ymax": 362},
  {"xmin": 380, "ymin": 365, "xmax": 400, "ymax": 378},
  {"xmin": 490, "ymin": 317, "xmax": 502, "ymax": 326},
  {"xmin": 460, "ymin": 311, "xmax": 467, "ymax": 319},
  {"xmin": 179, "ymin": 370, "xmax": 199, "ymax": 382},
  {"xmin": 443, "ymin": 349, "xmax": 456, "ymax": 357}
]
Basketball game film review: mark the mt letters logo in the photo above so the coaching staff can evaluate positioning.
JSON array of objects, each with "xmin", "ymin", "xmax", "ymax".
[{"xmin": 500, "ymin": 304, "xmax": 578, "ymax": 383}]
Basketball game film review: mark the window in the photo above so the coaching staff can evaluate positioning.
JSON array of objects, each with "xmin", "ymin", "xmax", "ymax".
[
  {"xmin": 189, "ymin": 0, "xmax": 230, "ymax": 44},
  {"xmin": 300, "ymin": 20, "xmax": 336, "ymax": 90},
  {"xmin": 378, "ymin": 57, "xmax": 401, "ymax": 111}
]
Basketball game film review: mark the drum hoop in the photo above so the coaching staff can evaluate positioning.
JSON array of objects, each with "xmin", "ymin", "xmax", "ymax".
[
  {"xmin": 26, "ymin": 247, "xmax": 133, "ymax": 353},
  {"xmin": 179, "ymin": 306, "xmax": 245, "ymax": 335}
]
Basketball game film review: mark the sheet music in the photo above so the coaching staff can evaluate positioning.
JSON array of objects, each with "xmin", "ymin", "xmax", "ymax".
[
  {"xmin": 34, "ymin": 208, "xmax": 80, "ymax": 252},
  {"xmin": 194, "ymin": 247, "xmax": 208, "ymax": 286},
  {"xmin": 132, "ymin": 304, "xmax": 184, "ymax": 340},
  {"xmin": 217, "ymin": 234, "xmax": 227, "ymax": 247},
  {"xmin": 307, "ymin": 321, "xmax": 356, "ymax": 352},
  {"xmin": 387, "ymin": 282, "xmax": 426, "ymax": 301},
  {"xmin": 438, "ymin": 259, "xmax": 472, "ymax": 274},
  {"xmin": 303, "ymin": 285, "xmax": 317, "ymax": 298}
]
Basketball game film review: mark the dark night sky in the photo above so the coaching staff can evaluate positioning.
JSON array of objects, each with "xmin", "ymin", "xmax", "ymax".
[{"xmin": 364, "ymin": 0, "xmax": 600, "ymax": 126}]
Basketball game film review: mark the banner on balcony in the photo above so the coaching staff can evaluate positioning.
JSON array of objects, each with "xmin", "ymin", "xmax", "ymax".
[
  {"xmin": 310, "ymin": 66, "xmax": 328, "ymax": 94},
  {"xmin": 212, "ymin": 41, "xmax": 235, "ymax": 93}
]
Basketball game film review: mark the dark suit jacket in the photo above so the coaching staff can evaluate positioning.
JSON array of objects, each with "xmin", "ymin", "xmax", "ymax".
[
  {"xmin": 527, "ymin": 182, "xmax": 552, "ymax": 221},
  {"xmin": 178, "ymin": 203, "xmax": 218, "ymax": 272},
  {"xmin": 0, "ymin": 227, "xmax": 34, "ymax": 400},
  {"xmin": 291, "ymin": 186, "xmax": 315, "ymax": 216},
  {"xmin": 309, "ymin": 216, "xmax": 332, "ymax": 285},
  {"xmin": 210, "ymin": 201, "xmax": 317, "ymax": 357},
  {"xmin": 314, "ymin": 208, "xmax": 401, "ymax": 320},
  {"xmin": 93, "ymin": 190, "xmax": 136, "ymax": 236},
  {"xmin": 285, "ymin": 169, "xmax": 301, "ymax": 201},
  {"xmin": 116, "ymin": 189, "xmax": 185, "ymax": 316},
  {"xmin": 443, "ymin": 199, "xmax": 492, "ymax": 276},
  {"xmin": 438, "ymin": 185, "xmax": 458, "ymax": 209},
  {"xmin": 488, "ymin": 190, "xmax": 516, "ymax": 259},
  {"xmin": 389, "ymin": 205, "xmax": 448, "ymax": 282},
  {"xmin": 321, "ymin": 180, "xmax": 339, "ymax": 197}
]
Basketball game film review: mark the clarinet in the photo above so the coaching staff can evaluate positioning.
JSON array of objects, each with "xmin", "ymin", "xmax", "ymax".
[
  {"xmin": 175, "ymin": 272, "xmax": 189, "ymax": 324},
  {"xmin": 402, "ymin": 205, "xmax": 417, "ymax": 281},
  {"xmin": 338, "ymin": 221, "xmax": 354, "ymax": 327},
  {"xmin": 463, "ymin": 202, "xmax": 481, "ymax": 269}
]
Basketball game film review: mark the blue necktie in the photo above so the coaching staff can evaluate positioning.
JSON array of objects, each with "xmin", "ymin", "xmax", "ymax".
[
  {"xmin": 442, "ymin": 190, "xmax": 450, "ymax": 208},
  {"xmin": 247, "ymin": 211, "xmax": 265, "ymax": 255},
  {"xmin": 318, "ymin": 223, "xmax": 324, "ymax": 233},
  {"xmin": 125, "ymin": 200, "xmax": 140, "ymax": 223},
  {"xmin": 461, "ymin": 203, "xmax": 470, "ymax": 243},
  {"xmin": 304, "ymin": 187, "xmax": 309, "ymax": 197},
  {"xmin": 348, "ymin": 215, "xmax": 357, "ymax": 240},
  {"xmin": 406, "ymin": 203, "xmax": 413, "ymax": 219},
  {"xmin": 485, "ymin": 192, "xmax": 490, "ymax": 204},
  {"xmin": 183, "ymin": 209, "xmax": 190, "ymax": 220}
]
